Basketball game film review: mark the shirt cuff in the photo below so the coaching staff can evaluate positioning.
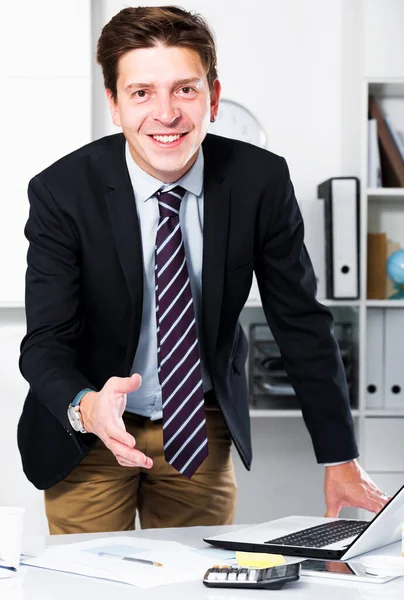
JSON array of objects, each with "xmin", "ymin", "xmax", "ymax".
[{"xmin": 322, "ymin": 459, "xmax": 354, "ymax": 467}]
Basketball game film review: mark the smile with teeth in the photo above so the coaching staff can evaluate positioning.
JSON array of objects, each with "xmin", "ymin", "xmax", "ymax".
[{"xmin": 152, "ymin": 133, "xmax": 185, "ymax": 143}]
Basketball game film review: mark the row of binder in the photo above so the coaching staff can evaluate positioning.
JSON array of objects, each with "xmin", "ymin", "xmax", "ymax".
[
  {"xmin": 367, "ymin": 308, "xmax": 404, "ymax": 409},
  {"xmin": 248, "ymin": 178, "xmax": 360, "ymax": 303},
  {"xmin": 302, "ymin": 177, "xmax": 360, "ymax": 301}
]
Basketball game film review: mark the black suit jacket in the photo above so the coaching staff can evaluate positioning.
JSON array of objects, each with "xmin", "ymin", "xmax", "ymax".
[{"xmin": 18, "ymin": 133, "xmax": 358, "ymax": 490}]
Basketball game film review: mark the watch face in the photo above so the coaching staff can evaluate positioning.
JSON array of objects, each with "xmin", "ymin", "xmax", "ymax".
[
  {"xmin": 208, "ymin": 99, "xmax": 266, "ymax": 147},
  {"xmin": 67, "ymin": 405, "xmax": 82, "ymax": 432}
]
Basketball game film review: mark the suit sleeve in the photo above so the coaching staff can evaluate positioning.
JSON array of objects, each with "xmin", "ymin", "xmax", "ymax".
[
  {"xmin": 255, "ymin": 158, "xmax": 358, "ymax": 463},
  {"xmin": 19, "ymin": 176, "xmax": 96, "ymax": 431}
]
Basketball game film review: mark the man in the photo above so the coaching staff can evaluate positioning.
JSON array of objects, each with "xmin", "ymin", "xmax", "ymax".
[{"xmin": 18, "ymin": 6, "xmax": 387, "ymax": 534}]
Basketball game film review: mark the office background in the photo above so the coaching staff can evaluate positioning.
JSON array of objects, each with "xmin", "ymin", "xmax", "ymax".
[{"xmin": 0, "ymin": 0, "xmax": 403, "ymax": 537}]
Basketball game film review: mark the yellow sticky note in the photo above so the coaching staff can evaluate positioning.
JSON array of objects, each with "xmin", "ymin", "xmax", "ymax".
[{"xmin": 236, "ymin": 551, "xmax": 286, "ymax": 568}]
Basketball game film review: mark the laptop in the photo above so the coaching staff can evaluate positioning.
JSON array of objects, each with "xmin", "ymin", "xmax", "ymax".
[{"xmin": 204, "ymin": 484, "xmax": 404, "ymax": 560}]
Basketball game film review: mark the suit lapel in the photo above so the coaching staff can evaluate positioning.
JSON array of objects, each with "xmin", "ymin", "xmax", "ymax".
[
  {"xmin": 202, "ymin": 136, "xmax": 231, "ymax": 363},
  {"xmin": 99, "ymin": 135, "xmax": 143, "ymax": 338}
]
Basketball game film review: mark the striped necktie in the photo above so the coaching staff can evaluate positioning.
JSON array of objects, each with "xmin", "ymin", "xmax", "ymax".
[{"xmin": 154, "ymin": 185, "xmax": 208, "ymax": 478}]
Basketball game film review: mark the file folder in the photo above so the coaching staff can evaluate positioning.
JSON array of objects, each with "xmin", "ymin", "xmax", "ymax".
[
  {"xmin": 384, "ymin": 309, "xmax": 404, "ymax": 409},
  {"xmin": 366, "ymin": 309, "xmax": 385, "ymax": 409},
  {"xmin": 317, "ymin": 178, "xmax": 359, "ymax": 299}
]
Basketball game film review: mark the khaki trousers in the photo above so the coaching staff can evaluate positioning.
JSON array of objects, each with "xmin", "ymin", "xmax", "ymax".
[{"xmin": 44, "ymin": 407, "xmax": 237, "ymax": 534}]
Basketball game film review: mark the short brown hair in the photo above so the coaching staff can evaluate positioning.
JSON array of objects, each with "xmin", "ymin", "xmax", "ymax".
[{"xmin": 96, "ymin": 5, "xmax": 218, "ymax": 101}]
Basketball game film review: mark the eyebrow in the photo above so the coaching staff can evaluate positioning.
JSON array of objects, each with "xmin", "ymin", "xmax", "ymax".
[{"xmin": 124, "ymin": 77, "xmax": 202, "ymax": 93}]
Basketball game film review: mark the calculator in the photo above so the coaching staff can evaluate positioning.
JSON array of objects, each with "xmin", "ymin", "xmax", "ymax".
[{"xmin": 203, "ymin": 563, "xmax": 300, "ymax": 590}]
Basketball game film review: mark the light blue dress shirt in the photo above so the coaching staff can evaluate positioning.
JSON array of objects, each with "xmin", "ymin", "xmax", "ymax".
[
  {"xmin": 124, "ymin": 142, "xmax": 212, "ymax": 419},
  {"xmin": 72, "ymin": 143, "xmax": 351, "ymax": 467}
]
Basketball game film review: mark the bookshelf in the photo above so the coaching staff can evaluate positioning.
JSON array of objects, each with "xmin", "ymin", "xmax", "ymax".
[
  {"xmin": 243, "ymin": 78, "xmax": 404, "ymax": 499},
  {"xmin": 368, "ymin": 188, "xmax": 404, "ymax": 199},
  {"xmin": 360, "ymin": 78, "xmax": 404, "ymax": 495}
]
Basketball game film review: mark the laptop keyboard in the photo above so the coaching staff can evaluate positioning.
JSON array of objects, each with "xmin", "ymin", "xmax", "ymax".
[{"xmin": 266, "ymin": 519, "xmax": 368, "ymax": 548}]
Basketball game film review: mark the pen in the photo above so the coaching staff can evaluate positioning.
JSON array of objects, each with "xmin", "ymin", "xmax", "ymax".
[{"xmin": 98, "ymin": 551, "xmax": 163, "ymax": 567}]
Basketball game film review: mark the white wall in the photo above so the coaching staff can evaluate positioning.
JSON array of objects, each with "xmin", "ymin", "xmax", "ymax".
[
  {"xmin": 364, "ymin": 0, "xmax": 404, "ymax": 78},
  {"xmin": 0, "ymin": 0, "xmax": 92, "ymax": 537},
  {"xmin": 1, "ymin": 0, "xmax": 401, "ymax": 536},
  {"xmin": 0, "ymin": 0, "xmax": 92, "ymax": 306}
]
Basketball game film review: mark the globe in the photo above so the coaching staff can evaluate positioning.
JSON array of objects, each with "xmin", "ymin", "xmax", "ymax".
[{"xmin": 386, "ymin": 249, "xmax": 404, "ymax": 299}]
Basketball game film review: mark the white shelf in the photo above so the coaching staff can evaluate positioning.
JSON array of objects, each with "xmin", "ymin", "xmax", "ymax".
[
  {"xmin": 320, "ymin": 299, "xmax": 360, "ymax": 307},
  {"xmin": 0, "ymin": 302, "xmax": 25, "ymax": 308},
  {"xmin": 365, "ymin": 410, "xmax": 404, "ymax": 417},
  {"xmin": 245, "ymin": 299, "xmax": 360, "ymax": 308},
  {"xmin": 249, "ymin": 409, "xmax": 302, "ymax": 418},
  {"xmin": 249, "ymin": 409, "xmax": 359, "ymax": 418},
  {"xmin": 368, "ymin": 188, "xmax": 404, "ymax": 199},
  {"xmin": 366, "ymin": 300, "xmax": 404, "ymax": 307}
]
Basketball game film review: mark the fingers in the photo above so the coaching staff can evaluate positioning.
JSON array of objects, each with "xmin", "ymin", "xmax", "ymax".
[
  {"xmin": 108, "ymin": 373, "xmax": 142, "ymax": 395},
  {"xmin": 361, "ymin": 478, "xmax": 392, "ymax": 513},
  {"xmin": 100, "ymin": 424, "xmax": 153, "ymax": 469},
  {"xmin": 111, "ymin": 441, "xmax": 153, "ymax": 469},
  {"xmin": 362, "ymin": 490, "xmax": 391, "ymax": 514},
  {"xmin": 325, "ymin": 504, "xmax": 341, "ymax": 518},
  {"xmin": 115, "ymin": 456, "xmax": 137, "ymax": 468},
  {"xmin": 331, "ymin": 488, "xmax": 391, "ymax": 515},
  {"xmin": 108, "ymin": 422, "xmax": 136, "ymax": 449}
]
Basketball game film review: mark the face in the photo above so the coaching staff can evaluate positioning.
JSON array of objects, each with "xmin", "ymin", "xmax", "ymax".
[{"xmin": 106, "ymin": 44, "xmax": 221, "ymax": 183}]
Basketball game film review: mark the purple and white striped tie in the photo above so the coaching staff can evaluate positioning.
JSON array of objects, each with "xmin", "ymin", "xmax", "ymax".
[{"xmin": 154, "ymin": 185, "xmax": 208, "ymax": 478}]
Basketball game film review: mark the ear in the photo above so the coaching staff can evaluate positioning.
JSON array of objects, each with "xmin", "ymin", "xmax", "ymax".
[
  {"xmin": 210, "ymin": 79, "xmax": 221, "ymax": 120},
  {"xmin": 106, "ymin": 89, "xmax": 122, "ymax": 128}
]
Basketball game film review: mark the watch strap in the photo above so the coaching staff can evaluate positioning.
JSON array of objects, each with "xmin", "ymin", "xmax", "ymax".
[{"xmin": 71, "ymin": 388, "xmax": 94, "ymax": 407}]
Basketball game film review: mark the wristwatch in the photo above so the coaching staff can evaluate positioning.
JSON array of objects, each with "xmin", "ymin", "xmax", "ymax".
[{"xmin": 67, "ymin": 388, "xmax": 93, "ymax": 434}]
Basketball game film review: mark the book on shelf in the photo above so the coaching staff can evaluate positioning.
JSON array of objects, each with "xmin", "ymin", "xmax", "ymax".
[
  {"xmin": 367, "ymin": 232, "xmax": 387, "ymax": 299},
  {"xmin": 368, "ymin": 96, "xmax": 404, "ymax": 187},
  {"xmin": 368, "ymin": 119, "xmax": 382, "ymax": 188},
  {"xmin": 385, "ymin": 117, "xmax": 404, "ymax": 163}
]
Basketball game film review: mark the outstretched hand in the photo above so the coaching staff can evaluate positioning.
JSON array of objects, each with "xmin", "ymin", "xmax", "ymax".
[
  {"xmin": 80, "ymin": 374, "xmax": 153, "ymax": 469},
  {"xmin": 324, "ymin": 459, "xmax": 390, "ymax": 517}
]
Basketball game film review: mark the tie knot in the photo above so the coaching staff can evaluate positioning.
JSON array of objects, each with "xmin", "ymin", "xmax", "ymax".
[{"xmin": 157, "ymin": 185, "xmax": 186, "ymax": 218}]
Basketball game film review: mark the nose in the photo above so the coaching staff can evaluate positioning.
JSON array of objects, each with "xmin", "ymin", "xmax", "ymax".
[{"xmin": 153, "ymin": 93, "xmax": 180, "ymax": 126}]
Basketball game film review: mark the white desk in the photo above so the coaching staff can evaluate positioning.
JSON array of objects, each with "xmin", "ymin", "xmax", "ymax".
[{"xmin": 7, "ymin": 526, "xmax": 404, "ymax": 599}]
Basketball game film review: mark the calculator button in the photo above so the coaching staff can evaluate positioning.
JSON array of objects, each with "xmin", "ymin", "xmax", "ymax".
[
  {"xmin": 207, "ymin": 567, "xmax": 220, "ymax": 581},
  {"xmin": 248, "ymin": 569, "xmax": 257, "ymax": 581},
  {"xmin": 217, "ymin": 568, "xmax": 228, "ymax": 581},
  {"xmin": 237, "ymin": 568, "xmax": 248, "ymax": 581}
]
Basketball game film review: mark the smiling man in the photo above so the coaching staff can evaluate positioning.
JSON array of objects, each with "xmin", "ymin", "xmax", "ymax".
[
  {"xmin": 18, "ymin": 6, "xmax": 388, "ymax": 534},
  {"xmin": 108, "ymin": 44, "xmax": 219, "ymax": 183}
]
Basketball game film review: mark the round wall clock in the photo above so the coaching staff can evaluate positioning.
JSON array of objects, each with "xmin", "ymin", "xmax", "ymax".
[{"xmin": 208, "ymin": 98, "xmax": 266, "ymax": 148}]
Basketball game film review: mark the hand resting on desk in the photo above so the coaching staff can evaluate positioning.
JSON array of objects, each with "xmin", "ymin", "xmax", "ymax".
[{"xmin": 324, "ymin": 459, "xmax": 391, "ymax": 517}]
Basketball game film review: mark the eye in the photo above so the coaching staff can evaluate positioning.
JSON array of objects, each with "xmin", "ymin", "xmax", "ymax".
[
  {"xmin": 135, "ymin": 90, "xmax": 147, "ymax": 98},
  {"xmin": 178, "ymin": 86, "xmax": 197, "ymax": 96}
]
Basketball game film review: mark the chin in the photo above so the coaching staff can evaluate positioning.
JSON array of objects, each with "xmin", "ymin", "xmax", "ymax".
[{"xmin": 152, "ymin": 159, "xmax": 188, "ymax": 176}]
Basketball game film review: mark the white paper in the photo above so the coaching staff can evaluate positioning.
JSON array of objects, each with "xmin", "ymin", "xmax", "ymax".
[{"xmin": 21, "ymin": 536, "xmax": 234, "ymax": 588}]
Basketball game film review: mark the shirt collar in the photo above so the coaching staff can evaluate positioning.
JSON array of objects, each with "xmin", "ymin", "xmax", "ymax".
[{"xmin": 125, "ymin": 141, "xmax": 204, "ymax": 203}]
